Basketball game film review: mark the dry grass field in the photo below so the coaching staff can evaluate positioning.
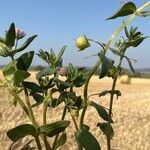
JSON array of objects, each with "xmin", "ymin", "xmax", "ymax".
[{"xmin": 0, "ymin": 71, "xmax": 150, "ymax": 150}]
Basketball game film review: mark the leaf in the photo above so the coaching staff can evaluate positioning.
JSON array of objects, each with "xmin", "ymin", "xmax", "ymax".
[
  {"xmin": 0, "ymin": 37, "xmax": 5, "ymax": 44},
  {"xmin": 130, "ymin": 37, "xmax": 147, "ymax": 47},
  {"xmin": 55, "ymin": 132, "xmax": 67, "ymax": 149},
  {"xmin": 75, "ymin": 128, "xmax": 101, "ymax": 150},
  {"xmin": 109, "ymin": 48, "xmax": 120, "ymax": 56},
  {"xmin": 16, "ymin": 51, "xmax": 34, "ymax": 71},
  {"xmin": 90, "ymin": 101, "xmax": 113, "ymax": 123},
  {"xmin": 2, "ymin": 62, "xmax": 16, "ymax": 80},
  {"xmin": 13, "ymin": 35, "xmax": 37, "ymax": 54},
  {"xmin": 39, "ymin": 120, "xmax": 70, "ymax": 137},
  {"xmin": 31, "ymin": 93, "xmax": 44, "ymax": 107},
  {"xmin": 5, "ymin": 23, "xmax": 16, "ymax": 47},
  {"xmin": 0, "ymin": 43, "xmax": 9, "ymax": 57},
  {"xmin": 13, "ymin": 70, "xmax": 31, "ymax": 84},
  {"xmin": 55, "ymin": 45, "xmax": 67, "ymax": 64},
  {"xmin": 98, "ymin": 52, "xmax": 114, "ymax": 79},
  {"xmin": 7, "ymin": 124, "xmax": 36, "ymax": 142},
  {"xmin": 124, "ymin": 56, "xmax": 135, "ymax": 73},
  {"xmin": 36, "ymin": 67, "xmax": 56, "ymax": 79},
  {"xmin": 54, "ymin": 78, "xmax": 72, "ymax": 88},
  {"xmin": 107, "ymin": 2, "xmax": 136, "ymax": 20},
  {"xmin": 97, "ymin": 122, "xmax": 114, "ymax": 139},
  {"xmin": 23, "ymin": 81, "xmax": 43, "ymax": 93}
]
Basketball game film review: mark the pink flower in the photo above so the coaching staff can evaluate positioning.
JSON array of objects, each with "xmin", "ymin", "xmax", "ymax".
[{"xmin": 15, "ymin": 28, "xmax": 26, "ymax": 39}]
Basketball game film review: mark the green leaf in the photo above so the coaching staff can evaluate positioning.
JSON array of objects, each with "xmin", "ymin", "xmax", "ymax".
[
  {"xmin": 90, "ymin": 101, "xmax": 113, "ymax": 123},
  {"xmin": 124, "ymin": 56, "xmax": 135, "ymax": 73},
  {"xmin": 130, "ymin": 37, "xmax": 146, "ymax": 47},
  {"xmin": 0, "ymin": 43, "xmax": 9, "ymax": 57},
  {"xmin": 75, "ymin": 128, "xmax": 101, "ymax": 150},
  {"xmin": 23, "ymin": 81, "xmax": 43, "ymax": 93},
  {"xmin": 98, "ymin": 52, "xmax": 114, "ymax": 79},
  {"xmin": 55, "ymin": 45, "xmax": 67, "ymax": 64},
  {"xmin": 2, "ymin": 62, "xmax": 16, "ymax": 80},
  {"xmin": 5, "ymin": 23, "xmax": 16, "ymax": 47},
  {"xmin": 16, "ymin": 51, "xmax": 34, "ymax": 71},
  {"xmin": 36, "ymin": 67, "xmax": 56, "ymax": 79},
  {"xmin": 107, "ymin": 2, "xmax": 136, "ymax": 20},
  {"xmin": 97, "ymin": 122, "xmax": 114, "ymax": 139},
  {"xmin": 109, "ymin": 48, "xmax": 120, "ymax": 56},
  {"xmin": 39, "ymin": 120, "xmax": 70, "ymax": 137},
  {"xmin": 31, "ymin": 93, "xmax": 44, "ymax": 107},
  {"xmin": 7, "ymin": 124, "xmax": 36, "ymax": 142},
  {"xmin": 0, "ymin": 37, "xmax": 5, "ymax": 44},
  {"xmin": 55, "ymin": 131, "xmax": 67, "ymax": 149},
  {"xmin": 13, "ymin": 35, "xmax": 37, "ymax": 54},
  {"xmin": 13, "ymin": 70, "xmax": 31, "ymax": 84}
]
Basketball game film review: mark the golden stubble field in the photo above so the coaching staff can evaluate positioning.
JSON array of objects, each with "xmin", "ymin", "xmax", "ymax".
[{"xmin": 0, "ymin": 71, "xmax": 150, "ymax": 150}]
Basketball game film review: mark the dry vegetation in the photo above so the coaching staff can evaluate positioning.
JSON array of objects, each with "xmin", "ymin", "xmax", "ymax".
[{"xmin": 0, "ymin": 71, "xmax": 150, "ymax": 150}]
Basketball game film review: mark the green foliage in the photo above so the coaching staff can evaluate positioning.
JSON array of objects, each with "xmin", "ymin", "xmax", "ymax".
[
  {"xmin": 54, "ymin": 132, "xmax": 67, "ymax": 149},
  {"xmin": 7, "ymin": 124, "xmax": 36, "ymax": 142},
  {"xmin": 39, "ymin": 121, "xmax": 70, "ymax": 137},
  {"xmin": 89, "ymin": 101, "xmax": 113, "ymax": 123},
  {"xmin": 75, "ymin": 128, "xmax": 101, "ymax": 150},
  {"xmin": 5, "ymin": 23, "xmax": 16, "ymax": 47},
  {"xmin": 0, "ymin": 2, "xmax": 149, "ymax": 149},
  {"xmin": 97, "ymin": 122, "xmax": 114, "ymax": 139},
  {"xmin": 107, "ymin": 2, "xmax": 136, "ymax": 20},
  {"xmin": 16, "ymin": 51, "xmax": 34, "ymax": 71}
]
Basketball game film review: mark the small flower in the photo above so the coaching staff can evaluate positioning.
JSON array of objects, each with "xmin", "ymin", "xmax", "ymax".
[
  {"xmin": 58, "ymin": 67, "xmax": 67, "ymax": 77},
  {"xmin": 15, "ymin": 28, "xmax": 26, "ymax": 39},
  {"xmin": 76, "ymin": 35, "xmax": 90, "ymax": 51}
]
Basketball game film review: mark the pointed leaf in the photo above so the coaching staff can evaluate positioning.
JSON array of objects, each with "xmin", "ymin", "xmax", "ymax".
[
  {"xmin": 13, "ymin": 35, "xmax": 37, "ymax": 54},
  {"xmin": 39, "ymin": 120, "xmax": 70, "ymax": 137},
  {"xmin": 36, "ymin": 67, "xmax": 56, "ymax": 79},
  {"xmin": 5, "ymin": 23, "xmax": 16, "ymax": 47},
  {"xmin": 97, "ymin": 122, "xmax": 114, "ymax": 139},
  {"xmin": 124, "ymin": 56, "xmax": 135, "ymax": 73},
  {"xmin": 55, "ymin": 132, "xmax": 67, "ymax": 149},
  {"xmin": 107, "ymin": 2, "xmax": 136, "ymax": 20},
  {"xmin": 75, "ymin": 128, "xmax": 101, "ymax": 150},
  {"xmin": 13, "ymin": 70, "xmax": 30, "ymax": 84},
  {"xmin": 7, "ymin": 124, "xmax": 36, "ymax": 142},
  {"xmin": 90, "ymin": 101, "xmax": 113, "ymax": 123},
  {"xmin": 98, "ymin": 52, "xmax": 114, "ymax": 79},
  {"xmin": 23, "ymin": 81, "xmax": 43, "ymax": 93},
  {"xmin": 2, "ymin": 62, "xmax": 16, "ymax": 80},
  {"xmin": 16, "ymin": 51, "xmax": 34, "ymax": 71},
  {"xmin": 55, "ymin": 45, "xmax": 67, "ymax": 64}
]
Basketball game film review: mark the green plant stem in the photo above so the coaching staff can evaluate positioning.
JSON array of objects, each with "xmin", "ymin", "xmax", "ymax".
[
  {"xmin": 107, "ymin": 57, "xmax": 123, "ymax": 150},
  {"xmin": 43, "ymin": 92, "xmax": 52, "ymax": 150},
  {"xmin": 52, "ymin": 106, "xmax": 67, "ymax": 150},
  {"xmin": 80, "ymin": 59, "xmax": 101, "ymax": 128},
  {"xmin": 23, "ymin": 87, "xmax": 38, "ymax": 127},
  {"xmin": 35, "ymin": 136, "xmax": 42, "ymax": 150}
]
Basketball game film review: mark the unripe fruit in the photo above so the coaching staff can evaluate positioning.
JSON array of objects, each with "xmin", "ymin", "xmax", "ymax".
[{"xmin": 76, "ymin": 35, "xmax": 90, "ymax": 51}]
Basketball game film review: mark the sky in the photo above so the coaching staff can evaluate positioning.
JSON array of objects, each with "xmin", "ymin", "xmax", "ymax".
[{"xmin": 0, "ymin": 0, "xmax": 149, "ymax": 68}]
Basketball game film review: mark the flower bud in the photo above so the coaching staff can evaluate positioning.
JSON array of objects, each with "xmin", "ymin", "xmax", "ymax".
[
  {"xmin": 15, "ymin": 28, "xmax": 26, "ymax": 39},
  {"xmin": 58, "ymin": 67, "xmax": 67, "ymax": 77},
  {"xmin": 76, "ymin": 35, "xmax": 90, "ymax": 51}
]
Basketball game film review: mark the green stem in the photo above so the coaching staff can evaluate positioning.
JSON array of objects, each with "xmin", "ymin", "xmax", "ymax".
[
  {"xmin": 23, "ymin": 86, "xmax": 38, "ymax": 127},
  {"xmin": 107, "ymin": 57, "xmax": 123, "ymax": 150},
  {"xmin": 43, "ymin": 92, "xmax": 52, "ymax": 150},
  {"xmin": 80, "ymin": 59, "xmax": 101, "ymax": 128},
  {"xmin": 35, "ymin": 136, "xmax": 42, "ymax": 150},
  {"xmin": 52, "ymin": 106, "xmax": 67, "ymax": 150}
]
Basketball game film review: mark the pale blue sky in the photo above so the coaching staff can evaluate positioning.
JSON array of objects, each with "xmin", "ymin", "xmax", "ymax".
[{"xmin": 0, "ymin": 0, "xmax": 149, "ymax": 68}]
